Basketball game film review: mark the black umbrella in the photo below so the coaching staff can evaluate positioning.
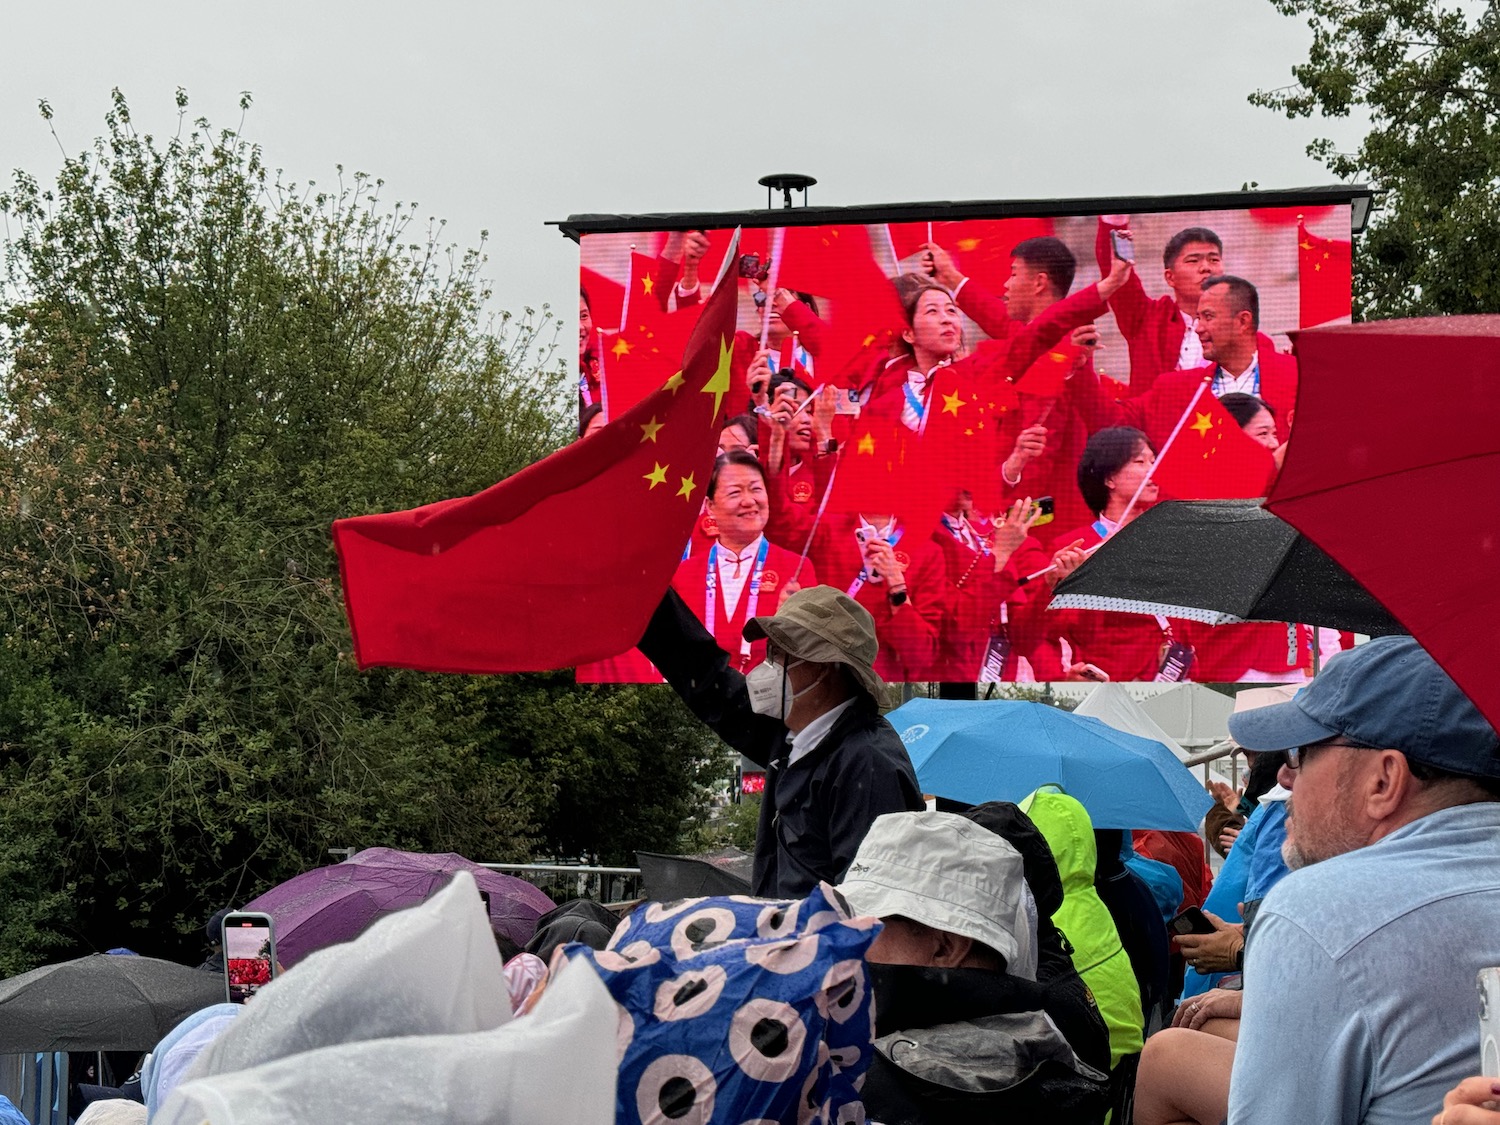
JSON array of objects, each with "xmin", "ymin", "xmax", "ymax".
[
  {"xmin": 1050, "ymin": 500, "xmax": 1404, "ymax": 637},
  {"xmin": 0, "ymin": 954, "xmax": 224, "ymax": 1052},
  {"xmin": 636, "ymin": 849, "xmax": 753, "ymax": 901}
]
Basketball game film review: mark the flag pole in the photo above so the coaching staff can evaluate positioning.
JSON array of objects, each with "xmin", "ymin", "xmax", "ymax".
[
  {"xmin": 596, "ymin": 328, "xmax": 611, "ymax": 419},
  {"xmin": 1115, "ymin": 372, "xmax": 1213, "ymax": 527},
  {"xmin": 619, "ymin": 243, "xmax": 636, "ymax": 332},
  {"xmin": 759, "ymin": 227, "xmax": 787, "ymax": 347},
  {"xmin": 793, "ymin": 453, "xmax": 841, "ymax": 586},
  {"xmin": 1017, "ymin": 374, "xmax": 1214, "ymax": 587}
]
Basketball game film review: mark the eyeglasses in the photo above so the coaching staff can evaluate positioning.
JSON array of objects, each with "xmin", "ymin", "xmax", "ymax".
[{"xmin": 1287, "ymin": 738, "xmax": 1357, "ymax": 770}]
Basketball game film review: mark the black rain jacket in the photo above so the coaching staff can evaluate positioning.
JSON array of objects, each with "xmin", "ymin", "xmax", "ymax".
[{"xmin": 639, "ymin": 590, "xmax": 922, "ymax": 898}]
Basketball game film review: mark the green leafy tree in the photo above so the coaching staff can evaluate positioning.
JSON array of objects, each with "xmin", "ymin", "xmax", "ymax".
[
  {"xmin": 1253, "ymin": 1, "xmax": 1500, "ymax": 316},
  {"xmin": 0, "ymin": 91, "xmax": 720, "ymax": 974}
]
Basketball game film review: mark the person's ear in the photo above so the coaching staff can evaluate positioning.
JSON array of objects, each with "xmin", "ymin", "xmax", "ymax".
[
  {"xmin": 1364, "ymin": 749, "xmax": 1414, "ymax": 821},
  {"xmin": 901, "ymin": 324, "xmax": 916, "ymax": 348},
  {"xmin": 929, "ymin": 929, "xmax": 974, "ymax": 969}
]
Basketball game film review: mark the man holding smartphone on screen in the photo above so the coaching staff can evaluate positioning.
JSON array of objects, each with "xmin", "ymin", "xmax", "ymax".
[{"xmin": 1221, "ymin": 637, "xmax": 1500, "ymax": 1125}]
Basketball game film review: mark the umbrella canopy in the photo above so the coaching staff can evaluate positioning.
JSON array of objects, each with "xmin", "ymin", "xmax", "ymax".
[
  {"xmin": 242, "ymin": 847, "xmax": 554, "ymax": 967},
  {"xmin": 1270, "ymin": 317, "xmax": 1500, "ymax": 733},
  {"xmin": 0, "ymin": 954, "xmax": 224, "ymax": 1052},
  {"xmin": 635, "ymin": 849, "xmax": 753, "ymax": 901},
  {"xmin": 888, "ymin": 697, "xmax": 1213, "ymax": 831},
  {"xmin": 1050, "ymin": 499, "xmax": 1403, "ymax": 635}
]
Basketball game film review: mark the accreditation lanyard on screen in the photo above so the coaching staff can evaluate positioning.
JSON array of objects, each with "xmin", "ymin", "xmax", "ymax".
[
  {"xmin": 706, "ymin": 539, "xmax": 770, "ymax": 663},
  {"xmin": 578, "ymin": 371, "xmax": 594, "ymax": 407},
  {"xmin": 902, "ymin": 382, "xmax": 926, "ymax": 423},
  {"xmin": 942, "ymin": 514, "xmax": 988, "ymax": 556},
  {"xmin": 847, "ymin": 528, "xmax": 903, "ymax": 599}
]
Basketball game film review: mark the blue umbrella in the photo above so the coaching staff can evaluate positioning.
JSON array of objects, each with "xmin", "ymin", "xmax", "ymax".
[{"xmin": 889, "ymin": 698, "xmax": 1213, "ymax": 831}]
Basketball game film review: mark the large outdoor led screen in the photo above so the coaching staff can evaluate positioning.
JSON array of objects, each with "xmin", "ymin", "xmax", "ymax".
[{"xmin": 572, "ymin": 199, "xmax": 1354, "ymax": 685}]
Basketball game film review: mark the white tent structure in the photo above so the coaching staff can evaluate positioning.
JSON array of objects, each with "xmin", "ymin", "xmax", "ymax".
[
  {"xmin": 1074, "ymin": 683, "xmax": 1193, "ymax": 763},
  {"xmin": 1138, "ymin": 685, "xmax": 1236, "ymax": 753}
]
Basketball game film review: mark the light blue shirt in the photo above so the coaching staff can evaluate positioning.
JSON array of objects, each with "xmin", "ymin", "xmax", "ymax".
[
  {"xmin": 1230, "ymin": 802, "xmax": 1500, "ymax": 1125},
  {"xmin": 1181, "ymin": 799, "xmax": 1289, "ymax": 1000}
]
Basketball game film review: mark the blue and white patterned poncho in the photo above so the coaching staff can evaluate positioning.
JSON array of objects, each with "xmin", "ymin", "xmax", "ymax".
[{"xmin": 567, "ymin": 882, "xmax": 881, "ymax": 1125}]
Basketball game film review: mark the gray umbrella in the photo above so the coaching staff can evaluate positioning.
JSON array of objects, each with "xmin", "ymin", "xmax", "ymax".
[
  {"xmin": 1049, "ymin": 500, "xmax": 1404, "ymax": 636},
  {"xmin": 0, "ymin": 954, "xmax": 224, "ymax": 1051}
]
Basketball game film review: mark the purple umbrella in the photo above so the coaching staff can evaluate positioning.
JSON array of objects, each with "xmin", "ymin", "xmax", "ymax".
[{"xmin": 243, "ymin": 847, "xmax": 555, "ymax": 967}]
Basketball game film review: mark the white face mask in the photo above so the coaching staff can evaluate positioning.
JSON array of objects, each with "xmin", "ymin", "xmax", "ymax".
[{"xmin": 746, "ymin": 658, "xmax": 824, "ymax": 721}]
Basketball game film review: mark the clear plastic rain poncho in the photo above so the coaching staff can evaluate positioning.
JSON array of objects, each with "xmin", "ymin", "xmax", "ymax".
[{"xmin": 155, "ymin": 872, "xmax": 616, "ymax": 1125}]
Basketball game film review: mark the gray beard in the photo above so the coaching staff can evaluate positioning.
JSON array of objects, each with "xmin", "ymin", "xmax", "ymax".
[{"xmin": 1282, "ymin": 797, "xmax": 1311, "ymax": 870}]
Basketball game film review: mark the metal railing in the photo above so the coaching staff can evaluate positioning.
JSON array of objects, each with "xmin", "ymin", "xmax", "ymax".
[{"xmin": 477, "ymin": 862, "xmax": 644, "ymax": 905}]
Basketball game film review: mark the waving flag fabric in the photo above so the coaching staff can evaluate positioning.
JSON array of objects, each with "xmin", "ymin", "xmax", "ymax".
[{"xmin": 333, "ymin": 235, "xmax": 742, "ymax": 673}]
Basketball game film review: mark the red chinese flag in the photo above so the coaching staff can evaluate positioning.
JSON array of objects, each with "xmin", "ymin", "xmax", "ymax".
[
  {"xmin": 1298, "ymin": 222, "xmax": 1353, "ymax": 328},
  {"xmin": 332, "ymin": 243, "xmax": 741, "ymax": 673},
  {"xmin": 689, "ymin": 227, "xmax": 770, "ymax": 288},
  {"xmin": 1150, "ymin": 394, "xmax": 1277, "ymax": 500},
  {"xmin": 776, "ymin": 224, "xmax": 906, "ymax": 376},
  {"xmin": 776, "ymin": 224, "xmax": 882, "ymax": 299},
  {"xmin": 934, "ymin": 218, "xmax": 1054, "ymax": 297},
  {"xmin": 885, "ymin": 222, "xmax": 930, "ymax": 263},
  {"xmin": 831, "ymin": 414, "xmax": 949, "ymax": 538},
  {"xmin": 917, "ymin": 369, "xmax": 1021, "ymax": 513},
  {"xmin": 627, "ymin": 251, "xmax": 668, "ymax": 317},
  {"xmin": 580, "ymin": 267, "xmax": 626, "ymax": 334},
  {"xmin": 598, "ymin": 302, "xmax": 700, "ymax": 414},
  {"xmin": 1249, "ymin": 205, "xmax": 1334, "ymax": 227},
  {"xmin": 1013, "ymin": 342, "xmax": 1078, "ymax": 399}
]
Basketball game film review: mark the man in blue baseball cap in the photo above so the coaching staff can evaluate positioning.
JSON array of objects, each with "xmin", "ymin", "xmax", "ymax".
[{"xmin": 1222, "ymin": 636, "xmax": 1500, "ymax": 1125}]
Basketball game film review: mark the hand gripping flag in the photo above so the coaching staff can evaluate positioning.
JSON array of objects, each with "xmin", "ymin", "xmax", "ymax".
[{"xmin": 333, "ymin": 233, "xmax": 743, "ymax": 673}]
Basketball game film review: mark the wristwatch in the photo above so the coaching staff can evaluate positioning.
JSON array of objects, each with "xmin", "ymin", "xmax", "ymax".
[{"xmin": 888, "ymin": 588, "xmax": 908, "ymax": 607}]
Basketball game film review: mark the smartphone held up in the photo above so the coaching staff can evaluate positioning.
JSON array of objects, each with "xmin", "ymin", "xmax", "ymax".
[{"xmin": 223, "ymin": 911, "xmax": 277, "ymax": 1004}]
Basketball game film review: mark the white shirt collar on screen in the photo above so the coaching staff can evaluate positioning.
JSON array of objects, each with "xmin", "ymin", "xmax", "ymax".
[
  {"xmin": 1178, "ymin": 312, "xmax": 1205, "ymax": 368},
  {"xmin": 1213, "ymin": 355, "xmax": 1260, "ymax": 397}
]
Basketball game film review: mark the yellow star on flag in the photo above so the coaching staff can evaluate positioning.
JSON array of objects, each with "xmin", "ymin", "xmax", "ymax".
[
  {"xmin": 640, "ymin": 416, "xmax": 664, "ymax": 443},
  {"xmin": 611, "ymin": 338, "xmax": 633, "ymax": 359},
  {"xmin": 1190, "ymin": 411, "xmax": 1215, "ymax": 437},
  {"xmin": 663, "ymin": 371, "xmax": 685, "ymax": 394},
  {"xmin": 700, "ymin": 334, "xmax": 734, "ymax": 420},
  {"xmin": 643, "ymin": 462, "xmax": 668, "ymax": 489},
  {"xmin": 676, "ymin": 472, "xmax": 697, "ymax": 501},
  {"xmin": 856, "ymin": 432, "xmax": 877, "ymax": 455},
  {"xmin": 641, "ymin": 275, "xmax": 654, "ymax": 296},
  {"xmin": 942, "ymin": 391, "xmax": 965, "ymax": 416}
]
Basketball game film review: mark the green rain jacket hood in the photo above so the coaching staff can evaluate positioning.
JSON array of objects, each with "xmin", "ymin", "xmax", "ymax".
[{"xmin": 1022, "ymin": 786, "xmax": 1144, "ymax": 1068}]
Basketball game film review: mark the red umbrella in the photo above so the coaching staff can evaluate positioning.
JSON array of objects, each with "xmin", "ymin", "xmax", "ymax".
[{"xmin": 1268, "ymin": 316, "xmax": 1500, "ymax": 733}]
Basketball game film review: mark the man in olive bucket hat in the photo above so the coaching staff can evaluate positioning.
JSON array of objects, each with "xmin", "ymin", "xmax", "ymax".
[{"xmin": 639, "ymin": 584, "xmax": 923, "ymax": 898}]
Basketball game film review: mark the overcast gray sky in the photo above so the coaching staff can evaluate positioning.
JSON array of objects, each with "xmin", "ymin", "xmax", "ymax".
[{"xmin": 1, "ymin": 1, "xmax": 1362, "ymax": 326}]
